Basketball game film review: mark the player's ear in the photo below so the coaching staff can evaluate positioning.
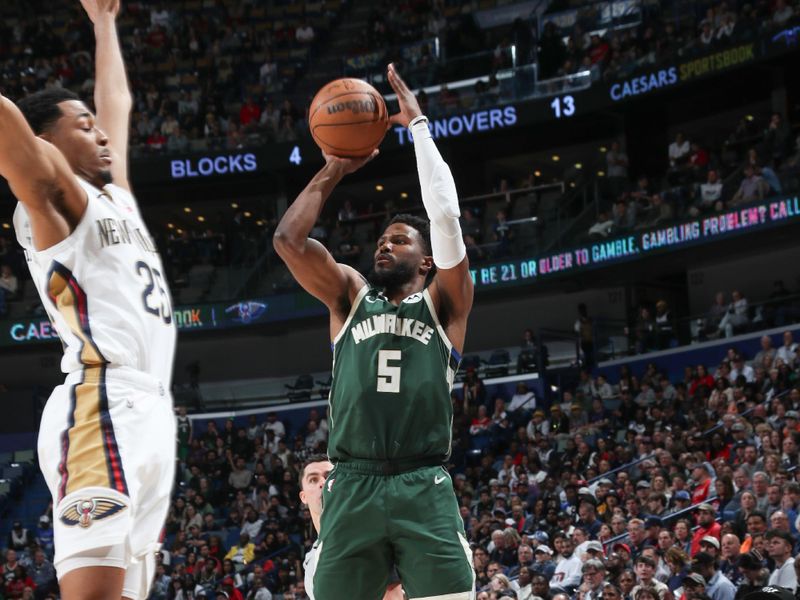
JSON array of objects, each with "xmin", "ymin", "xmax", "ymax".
[
  {"xmin": 420, "ymin": 255, "xmax": 433, "ymax": 275},
  {"xmin": 299, "ymin": 490, "xmax": 307, "ymax": 505}
]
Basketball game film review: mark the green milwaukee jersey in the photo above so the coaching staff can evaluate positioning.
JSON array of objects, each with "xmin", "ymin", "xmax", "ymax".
[{"xmin": 327, "ymin": 285, "xmax": 461, "ymax": 462}]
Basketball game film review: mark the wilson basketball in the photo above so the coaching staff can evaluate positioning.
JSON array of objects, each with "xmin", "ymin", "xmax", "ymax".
[{"xmin": 308, "ymin": 78, "xmax": 388, "ymax": 158}]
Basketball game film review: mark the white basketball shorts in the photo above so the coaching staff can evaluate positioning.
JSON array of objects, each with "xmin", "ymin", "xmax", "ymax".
[{"xmin": 37, "ymin": 364, "xmax": 176, "ymax": 598}]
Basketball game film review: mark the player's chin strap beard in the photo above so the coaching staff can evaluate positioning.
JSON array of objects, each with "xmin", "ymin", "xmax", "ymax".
[{"xmin": 367, "ymin": 260, "xmax": 417, "ymax": 291}]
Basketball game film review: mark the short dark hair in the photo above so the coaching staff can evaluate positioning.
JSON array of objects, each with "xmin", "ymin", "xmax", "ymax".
[
  {"xmin": 300, "ymin": 454, "xmax": 331, "ymax": 480},
  {"xmin": 17, "ymin": 88, "xmax": 81, "ymax": 135},
  {"xmin": 388, "ymin": 213, "xmax": 432, "ymax": 255},
  {"xmin": 635, "ymin": 555, "xmax": 656, "ymax": 568},
  {"xmin": 765, "ymin": 529, "xmax": 795, "ymax": 547}
]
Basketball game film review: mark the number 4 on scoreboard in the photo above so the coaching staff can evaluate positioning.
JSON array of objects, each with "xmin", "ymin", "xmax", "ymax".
[{"xmin": 289, "ymin": 146, "xmax": 302, "ymax": 165}]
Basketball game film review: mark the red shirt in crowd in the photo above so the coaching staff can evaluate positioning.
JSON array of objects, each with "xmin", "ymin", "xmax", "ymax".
[{"xmin": 690, "ymin": 520, "xmax": 721, "ymax": 556}]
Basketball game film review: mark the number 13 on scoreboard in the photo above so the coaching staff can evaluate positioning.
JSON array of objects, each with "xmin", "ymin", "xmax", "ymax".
[{"xmin": 550, "ymin": 95, "xmax": 576, "ymax": 119}]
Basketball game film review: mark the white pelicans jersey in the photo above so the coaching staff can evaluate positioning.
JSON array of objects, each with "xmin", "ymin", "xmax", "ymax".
[{"xmin": 13, "ymin": 177, "xmax": 176, "ymax": 385}]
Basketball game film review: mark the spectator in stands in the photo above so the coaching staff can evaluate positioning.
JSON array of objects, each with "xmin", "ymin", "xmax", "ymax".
[
  {"xmin": 766, "ymin": 530, "xmax": 797, "ymax": 590},
  {"xmin": 690, "ymin": 170, "xmax": 724, "ymax": 216},
  {"xmin": 588, "ymin": 211, "xmax": 614, "ymax": 238},
  {"xmin": 692, "ymin": 551, "xmax": 735, "ymax": 600},
  {"xmin": 754, "ymin": 336, "xmax": 777, "ymax": 370},
  {"xmin": 681, "ymin": 573, "xmax": 707, "ymax": 600},
  {"xmin": 632, "ymin": 555, "xmax": 671, "ymax": 600},
  {"xmin": 613, "ymin": 198, "xmax": 637, "ymax": 231},
  {"xmin": 669, "ymin": 133, "xmax": 691, "ymax": 170},
  {"xmin": 534, "ymin": 545, "xmax": 556, "ymax": 581},
  {"xmin": 29, "ymin": 547, "xmax": 56, "ymax": 598},
  {"xmin": 580, "ymin": 559, "xmax": 607, "ymax": 600},
  {"xmin": 776, "ymin": 331, "xmax": 797, "ymax": 364},
  {"xmin": 731, "ymin": 165, "xmax": 768, "ymax": 205},
  {"xmin": 228, "ymin": 455, "xmax": 253, "ymax": 490},
  {"xmin": 773, "ymin": 0, "xmax": 795, "ymax": 25},
  {"xmin": 718, "ymin": 534, "xmax": 743, "ymax": 586},
  {"xmin": 239, "ymin": 96, "xmax": 262, "ymax": 129},
  {"xmin": 700, "ymin": 536, "xmax": 721, "ymax": 560},
  {"xmin": 34, "ymin": 515, "xmax": 53, "ymax": 558},
  {"xmin": 575, "ymin": 304, "xmax": 596, "ymax": 368},
  {"xmin": 6, "ymin": 522, "xmax": 30, "ymax": 553},
  {"xmin": 736, "ymin": 550, "xmax": 769, "ymax": 599},
  {"xmin": 509, "ymin": 382, "xmax": 536, "ymax": 420},
  {"xmin": 730, "ymin": 354, "xmax": 755, "ymax": 383},
  {"xmin": 717, "ymin": 291, "xmax": 750, "ymax": 338},
  {"xmin": 632, "ymin": 307, "xmax": 657, "ymax": 354},
  {"xmin": 691, "ymin": 504, "xmax": 722, "ymax": 556},
  {"xmin": 607, "ymin": 141, "xmax": 629, "ymax": 198},
  {"xmin": 655, "ymin": 300, "xmax": 676, "ymax": 350},
  {"xmin": 0, "ymin": 264, "xmax": 19, "ymax": 315},
  {"xmin": 626, "ymin": 519, "xmax": 650, "ymax": 559},
  {"xmin": 509, "ymin": 544, "xmax": 535, "ymax": 579},
  {"xmin": 295, "ymin": 20, "xmax": 315, "ymax": 44},
  {"xmin": 550, "ymin": 535, "xmax": 582, "ymax": 593}
]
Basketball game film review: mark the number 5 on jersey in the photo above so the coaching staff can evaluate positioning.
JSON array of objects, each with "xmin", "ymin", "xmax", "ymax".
[{"xmin": 377, "ymin": 350, "xmax": 402, "ymax": 393}]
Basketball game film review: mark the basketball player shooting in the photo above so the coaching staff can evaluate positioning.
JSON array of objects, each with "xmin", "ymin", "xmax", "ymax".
[
  {"xmin": 0, "ymin": 2, "xmax": 176, "ymax": 599},
  {"xmin": 298, "ymin": 455, "xmax": 404, "ymax": 600},
  {"xmin": 274, "ymin": 63, "xmax": 475, "ymax": 599}
]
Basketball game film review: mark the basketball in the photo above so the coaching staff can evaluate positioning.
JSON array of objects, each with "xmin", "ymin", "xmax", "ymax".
[{"xmin": 308, "ymin": 78, "xmax": 388, "ymax": 158}]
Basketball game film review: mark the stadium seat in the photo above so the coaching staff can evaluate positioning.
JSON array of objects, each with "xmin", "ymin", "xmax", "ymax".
[
  {"xmin": 13, "ymin": 449, "xmax": 34, "ymax": 464},
  {"xmin": 484, "ymin": 349, "xmax": 511, "ymax": 377},
  {"xmin": 286, "ymin": 374, "xmax": 314, "ymax": 401}
]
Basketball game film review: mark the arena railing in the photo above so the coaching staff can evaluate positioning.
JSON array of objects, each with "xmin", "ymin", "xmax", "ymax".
[
  {"xmin": 601, "ymin": 495, "xmax": 719, "ymax": 549},
  {"xmin": 614, "ymin": 293, "xmax": 800, "ymax": 356},
  {"xmin": 227, "ymin": 181, "xmax": 568, "ymax": 302}
]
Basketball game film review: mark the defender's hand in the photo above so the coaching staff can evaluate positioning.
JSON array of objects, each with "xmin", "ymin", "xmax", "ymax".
[
  {"xmin": 323, "ymin": 149, "xmax": 379, "ymax": 176},
  {"xmin": 79, "ymin": 0, "xmax": 121, "ymax": 23},
  {"xmin": 387, "ymin": 63, "xmax": 422, "ymax": 128}
]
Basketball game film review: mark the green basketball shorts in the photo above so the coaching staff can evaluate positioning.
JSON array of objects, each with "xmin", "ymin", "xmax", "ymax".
[{"xmin": 312, "ymin": 462, "xmax": 475, "ymax": 599}]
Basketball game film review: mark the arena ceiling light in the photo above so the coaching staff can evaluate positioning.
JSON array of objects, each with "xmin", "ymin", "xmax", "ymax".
[
  {"xmin": 197, "ymin": 216, "xmax": 205, "ymax": 223},
  {"xmin": 575, "ymin": 163, "xmax": 583, "ymax": 169},
  {"xmin": 597, "ymin": 170, "xmax": 606, "ymax": 177},
  {"xmin": 231, "ymin": 202, "xmax": 239, "ymax": 209},
  {"xmin": 375, "ymin": 184, "xmax": 384, "ymax": 191},
  {"xmin": 244, "ymin": 211, "xmax": 252, "ymax": 218},
  {"xmin": 599, "ymin": 146, "xmax": 607, "ymax": 153},
  {"xmin": 400, "ymin": 192, "xmax": 408, "ymax": 199},
  {"xmin": 183, "ymin": 207, "xmax": 191, "ymax": 213},
  {"xmin": 167, "ymin": 223, "xmax": 174, "ymax": 229},
  {"xmin": 551, "ymin": 155, "xmax": 560, "ymax": 162},
  {"xmin": 1, "ymin": 223, "xmax": 9, "ymax": 230},
  {"xmin": 534, "ymin": 170, "xmax": 541, "ymax": 177}
]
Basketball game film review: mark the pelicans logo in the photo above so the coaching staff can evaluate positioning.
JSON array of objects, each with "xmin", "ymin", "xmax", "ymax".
[
  {"xmin": 225, "ymin": 301, "xmax": 267, "ymax": 324},
  {"xmin": 59, "ymin": 497, "xmax": 127, "ymax": 528}
]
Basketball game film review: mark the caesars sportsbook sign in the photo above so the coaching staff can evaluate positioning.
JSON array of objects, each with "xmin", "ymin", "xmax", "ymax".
[{"xmin": 3, "ymin": 196, "xmax": 799, "ymax": 347}]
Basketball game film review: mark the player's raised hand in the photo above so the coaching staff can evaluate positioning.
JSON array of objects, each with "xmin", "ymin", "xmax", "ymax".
[
  {"xmin": 323, "ymin": 149, "xmax": 379, "ymax": 176},
  {"xmin": 387, "ymin": 63, "xmax": 423, "ymax": 128},
  {"xmin": 79, "ymin": 0, "xmax": 121, "ymax": 23}
]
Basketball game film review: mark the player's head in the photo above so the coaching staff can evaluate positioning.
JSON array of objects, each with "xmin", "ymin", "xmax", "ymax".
[
  {"xmin": 299, "ymin": 454, "xmax": 333, "ymax": 518},
  {"xmin": 369, "ymin": 214, "xmax": 434, "ymax": 290},
  {"xmin": 17, "ymin": 88, "xmax": 113, "ymax": 186}
]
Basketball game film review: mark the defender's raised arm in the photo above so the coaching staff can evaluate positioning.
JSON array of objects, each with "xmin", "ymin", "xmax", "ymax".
[
  {"xmin": 0, "ymin": 92, "xmax": 87, "ymax": 250},
  {"xmin": 80, "ymin": 0, "xmax": 133, "ymax": 190}
]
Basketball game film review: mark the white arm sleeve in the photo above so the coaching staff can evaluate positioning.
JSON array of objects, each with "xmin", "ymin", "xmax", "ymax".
[{"xmin": 410, "ymin": 116, "xmax": 467, "ymax": 269}]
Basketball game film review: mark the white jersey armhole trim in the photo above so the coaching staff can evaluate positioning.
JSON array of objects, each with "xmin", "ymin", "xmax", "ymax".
[
  {"xmin": 422, "ymin": 288, "xmax": 455, "ymax": 355},
  {"xmin": 15, "ymin": 185, "xmax": 92, "ymax": 261},
  {"xmin": 331, "ymin": 284, "xmax": 369, "ymax": 346}
]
